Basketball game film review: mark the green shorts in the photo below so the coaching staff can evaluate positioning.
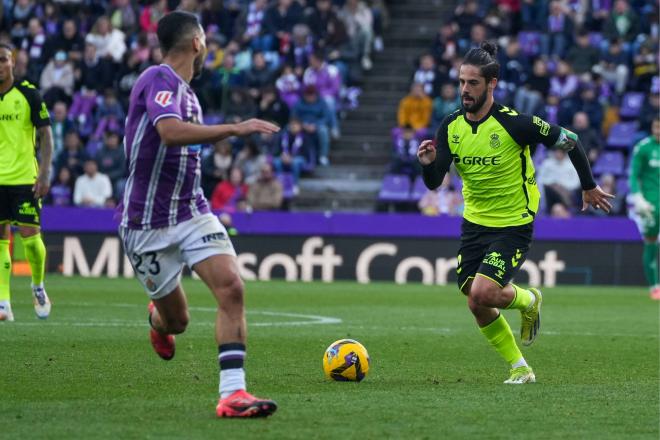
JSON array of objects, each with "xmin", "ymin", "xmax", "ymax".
[
  {"xmin": 457, "ymin": 219, "xmax": 533, "ymax": 294},
  {"xmin": 0, "ymin": 185, "xmax": 42, "ymax": 227}
]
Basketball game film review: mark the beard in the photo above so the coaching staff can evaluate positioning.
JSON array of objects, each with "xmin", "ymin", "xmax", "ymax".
[
  {"xmin": 461, "ymin": 89, "xmax": 488, "ymax": 113},
  {"xmin": 192, "ymin": 49, "xmax": 206, "ymax": 79}
]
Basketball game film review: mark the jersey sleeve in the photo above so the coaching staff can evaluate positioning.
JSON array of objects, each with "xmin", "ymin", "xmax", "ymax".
[
  {"xmin": 496, "ymin": 109, "xmax": 561, "ymax": 148},
  {"xmin": 144, "ymin": 71, "xmax": 183, "ymax": 126},
  {"xmin": 18, "ymin": 81, "xmax": 51, "ymax": 128},
  {"xmin": 421, "ymin": 116, "xmax": 454, "ymax": 190}
]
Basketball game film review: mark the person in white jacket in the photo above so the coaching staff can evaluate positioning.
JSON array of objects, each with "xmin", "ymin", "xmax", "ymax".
[
  {"xmin": 85, "ymin": 15, "xmax": 127, "ymax": 63},
  {"xmin": 73, "ymin": 159, "xmax": 113, "ymax": 207}
]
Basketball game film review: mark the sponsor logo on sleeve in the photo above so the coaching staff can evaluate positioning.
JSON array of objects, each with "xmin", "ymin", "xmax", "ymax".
[{"xmin": 154, "ymin": 91, "xmax": 174, "ymax": 107}]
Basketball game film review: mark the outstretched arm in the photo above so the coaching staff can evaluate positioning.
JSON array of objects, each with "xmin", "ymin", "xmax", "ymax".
[
  {"xmin": 418, "ymin": 139, "xmax": 453, "ymax": 190},
  {"xmin": 156, "ymin": 118, "xmax": 279, "ymax": 147}
]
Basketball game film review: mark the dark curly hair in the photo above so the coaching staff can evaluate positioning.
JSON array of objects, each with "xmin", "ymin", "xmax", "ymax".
[{"xmin": 463, "ymin": 41, "xmax": 500, "ymax": 83}]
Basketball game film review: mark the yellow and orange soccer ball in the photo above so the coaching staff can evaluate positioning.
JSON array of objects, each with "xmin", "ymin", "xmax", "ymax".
[{"xmin": 322, "ymin": 339, "xmax": 370, "ymax": 382}]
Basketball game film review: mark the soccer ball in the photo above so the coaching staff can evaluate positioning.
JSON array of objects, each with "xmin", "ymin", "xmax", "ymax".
[{"xmin": 322, "ymin": 339, "xmax": 370, "ymax": 382}]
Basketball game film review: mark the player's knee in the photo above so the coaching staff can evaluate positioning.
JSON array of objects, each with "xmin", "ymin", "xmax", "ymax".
[
  {"xmin": 469, "ymin": 283, "xmax": 499, "ymax": 306},
  {"xmin": 217, "ymin": 276, "xmax": 244, "ymax": 309}
]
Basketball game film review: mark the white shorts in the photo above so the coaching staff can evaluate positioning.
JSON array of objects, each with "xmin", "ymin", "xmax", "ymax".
[{"xmin": 119, "ymin": 213, "xmax": 236, "ymax": 299}]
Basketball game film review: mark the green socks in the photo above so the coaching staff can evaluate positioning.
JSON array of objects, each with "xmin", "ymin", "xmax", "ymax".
[
  {"xmin": 643, "ymin": 242, "xmax": 659, "ymax": 287},
  {"xmin": 480, "ymin": 314, "xmax": 524, "ymax": 366},
  {"xmin": 506, "ymin": 284, "xmax": 534, "ymax": 311},
  {"xmin": 22, "ymin": 234, "xmax": 46, "ymax": 286},
  {"xmin": 0, "ymin": 239, "xmax": 10, "ymax": 301}
]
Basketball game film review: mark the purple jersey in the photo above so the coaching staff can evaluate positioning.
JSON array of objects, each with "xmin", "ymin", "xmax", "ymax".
[{"xmin": 119, "ymin": 64, "xmax": 210, "ymax": 230}]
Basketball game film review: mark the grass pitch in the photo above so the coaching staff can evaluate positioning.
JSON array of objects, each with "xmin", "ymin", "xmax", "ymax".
[{"xmin": 1, "ymin": 276, "xmax": 658, "ymax": 439}]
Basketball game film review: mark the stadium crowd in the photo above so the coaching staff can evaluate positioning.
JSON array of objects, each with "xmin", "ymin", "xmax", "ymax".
[
  {"xmin": 388, "ymin": 0, "xmax": 658, "ymax": 218},
  {"xmin": 1, "ymin": 0, "xmax": 388, "ymax": 210}
]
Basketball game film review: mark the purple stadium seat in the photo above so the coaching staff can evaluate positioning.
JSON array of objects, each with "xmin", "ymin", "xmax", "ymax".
[
  {"xmin": 619, "ymin": 92, "xmax": 644, "ymax": 119},
  {"xmin": 277, "ymin": 172, "xmax": 295, "ymax": 199},
  {"xmin": 606, "ymin": 122, "xmax": 639, "ymax": 149},
  {"xmin": 518, "ymin": 31, "xmax": 541, "ymax": 57},
  {"xmin": 592, "ymin": 151, "xmax": 625, "ymax": 176},
  {"xmin": 616, "ymin": 178, "xmax": 629, "ymax": 197},
  {"xmin": 378, "ymin": 174, "xmax": 411, "ymax": 202},
  {"xmin": 410, "ymin": 176, "xmax": 427, "ymax": 201}
]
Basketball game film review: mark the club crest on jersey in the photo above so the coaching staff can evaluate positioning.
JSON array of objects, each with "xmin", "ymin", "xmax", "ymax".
[
  {"xmin": 489, "ymin": 133, "xmax": 500, "ymax": 148},
  {"xmin": 154, "ymin": 91, "xmax": 173, "ymax": 107}
]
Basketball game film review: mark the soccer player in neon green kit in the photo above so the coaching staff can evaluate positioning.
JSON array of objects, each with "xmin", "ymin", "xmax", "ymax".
[
  {"xmin": 418, "ymin": 42, "xmax": 614, "ymax": 383},
  {"xmin": 629, "ymin": 116, "xmax": 660, "ymax": 299},
  {"xmin": 0, "ymin": 43, "xmax": 53, "ymax": 321}
]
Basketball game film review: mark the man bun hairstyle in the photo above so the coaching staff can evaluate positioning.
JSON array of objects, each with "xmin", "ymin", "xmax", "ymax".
[
  {"xmin": 157, "ymin": 11, "xmax": 201, "ymax": 55},
  {"xmin": 463, "ymin": 41, "xmax": 500, "ymax": 83}
]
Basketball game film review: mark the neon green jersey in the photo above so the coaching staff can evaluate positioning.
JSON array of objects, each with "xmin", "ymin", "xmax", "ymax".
[
  {"xmin": 629, "ymin": 135, "xmax": 660, "ymax": 206},
  {"xmin": 436, "ymin": 103, "xmax": 562, "ymax": 227},
  {"xmin": 0, "ymin": 80, "xmax": 51, "ymax": 185}
]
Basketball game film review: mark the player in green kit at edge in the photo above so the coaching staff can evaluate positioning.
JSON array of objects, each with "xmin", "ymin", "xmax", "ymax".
[
  {"xmin": 418, "ymin": 42, "xmax": 614, "ymax": 383},
  {"xmin": 0, "ymin": 43, "xmax": 53, "ymax": 321},
  {"xmin": 629, "ymin": 117, "xmax": 660, "ymax": 299}
]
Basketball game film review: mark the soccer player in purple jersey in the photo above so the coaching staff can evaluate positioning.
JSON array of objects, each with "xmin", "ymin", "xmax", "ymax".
[{"xmin": 118, "ymin": 11, "xmax": 279, "ymax": 418}]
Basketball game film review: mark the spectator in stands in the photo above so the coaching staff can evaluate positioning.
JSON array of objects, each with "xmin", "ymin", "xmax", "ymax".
[
  {"xmin": 550, "ymin": 60, "xmax": 579, "ymax": 101},
  {"xmin": 397, "ymin": 82, "xmax": 432, "ymax": 131},
  {"xmin": 237, "ymin": 0, "xmax": 271, "ymax": 52},
  {"xmin": 497, "ymin": 39, "xmax": 530, "ymax": 98},
  {"xmin": 293, "ymin": 85, "xmax": 332, "ymax": 166},
  {"xmin": 542, "ymin": 0, "xmax": 574, "ymax": 59},
  {"xmin": 202, "ymin": 139, "xmax": 234, "ymax": 198},
  {"xmin": 430, "ymin": 22, "xmax": 458, "ymax": 69},
  {"xmin": 285, "ymin": 23, "xmax": 314, "ymax": 77},
  {"xmin": 76, "ymin": 42, "xmax": 115, "ymax": 93},
  {"xmin": 85, "ymin": 15, "xmax": 127, "ymax": 64},
  {"xmin": 521, "ymin": 0, "xmax": 549, "ymax": 30},
  {"xmin": 592, "ymin": 39, "xmax": 630, "ymax": 94},
  {"xmin": 257, "ymin": 85, "xmax": 290, "ymax": 127},
  {"xmin": 570, "ymin": 111, "xmax": 603, "ymax": 164},
  {"xmin": 339, "ymin": 0, "xmax": 374, "ymax": 70},
  {"xmin": 276, "ymin": 63, "xmax": 302, "ymax": 109},
  {"xmin": 263, "ymin": 0, "xmax": 304, "ymax": 55},
  {"xmin": 390, "ymin": 125, "xmax": 421, "ymax": 179},
  {"xmin": 418, "ymin": 174, "xmax": 463, "ymax": 216},
  {"xmin": 566, "ymin": 30, "xmax": 602, "ymax": 75},
  {"xmin": 44, "ymin": 18, "xmax": 85, "ymax": 63},
  {"xmin": 538, "ymin": 149, "xmax": 581, "ymax": 213},
  {"xmin": 272, "ymin": 118, "xmax": 312, "ymax": 193},
  {"xmin": 48, "ymin": 167, "xmax": 73, "ymax": 207},
  {"xmin": 224, "ymin": 88, "xmax": 257, "ymax": 123},
  {"xmin": 453, "ymin": 0, "xmax": 482, "ymax": 41},
  {"xmin": 21, "ymin": 18, "xmax": 47, "ymax": 82},
  {"xmin": 640, "ymin": 92, "xmax": 659, "ymax": 133},
  {"xmin": 603, "ymin": 0, "xmax": 640, "ymax": 45},
  {"xmin": 51, "ymin": 101, "xmax": 73, "ymax": 156},
  {"xmin": 246, "ymin": 51, "xmax": 275, "ymax": 100},
  {"xmin": 575, "ymin": 83, "xmax": 604, "ymax": 131},
  {"xmin": 431, "ymin": 83, "xmax": 460, "ymax": 133},
  {"xmin": 93, "ymin": 89, "xmax": 126, "ymax": 139},
  {"xmin": 413, "ymin": 54, "xmax": 440, "ymax": 97},
  {"xmin": 304, "ymin": 49, "xmax": 342, "ymax": 139},
  {"xmin": 213, "ymin": 51, "xmax": 246, "ymax": 112},
  {"xmin": 73, "ymin": 159, "xmax": 113, "ymax": 208},
  {"xmin": 54, "ymin": 131, "xmax": 88, "ymax": 182},
  {"xmin": 40, "ymin": 51, "xmax": 75, "ymax": 106},
  {"xmin": 95, "ymin": 131, "xmax": 126, "ymax": 199},
  {"xmin": 234, "ymin": 139, "xmax": 268, "ymax": 184},
  {"xmin": 12, "ymin": 50, "xmax": 30, "ymax": 84},
  {"xmin": 248, "ymin": 163, "xmax": 284, "ymax": 211},
  {"xmin": 211, "ymin": 167, "xmax": 249, "ymax": 213},
  {"xmin": 631, "ymin": 38, "xmax": 657, "ymax": 91},
  {"xmin": 139, "ymin": 0, "xmax": 168, "ymax": 35},
  {"xmin": 110, "ymin": 0, "xmax": 139, "ymax": 36},
  {"xmin": 307, "ymin": 0, "xmax": 341, "ymax": 49},
  {"xmin": 460, "ymin": 23, "xmax": 488, "ymax": 55}
]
